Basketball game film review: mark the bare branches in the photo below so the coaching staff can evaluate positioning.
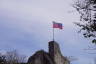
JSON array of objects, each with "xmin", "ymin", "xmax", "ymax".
[
  {"xmin": 0, "ymin": 50, "xmax": 27, "ymax": 64},
  {"xmin": 73, "ymin": 0, "xmax": 96, "ymax": 44}
]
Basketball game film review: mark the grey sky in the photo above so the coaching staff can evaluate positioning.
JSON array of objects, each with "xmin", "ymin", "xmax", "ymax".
[{"xmin": 0, "ymin": 0, "xmax": 96, "ymax": 64}]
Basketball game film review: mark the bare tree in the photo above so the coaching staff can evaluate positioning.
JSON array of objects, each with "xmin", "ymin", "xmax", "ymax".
[
  {"xmin": 0, "ymin": 53, "xmax": 6, "ymax": 64},
  {"xmin": 5, "ymin": 50, "xmax": 26, "ymax": 64},
  {"xmin": 18, "ymin": 55, "xmax": 27, "ymax": 63},
  {"xmin": 73, "ymin": 0, "xmax": 96, "ymax": 44}
]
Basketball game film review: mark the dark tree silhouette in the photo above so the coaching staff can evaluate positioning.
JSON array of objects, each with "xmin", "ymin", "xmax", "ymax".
[
  {"xmin": 73, "ymin": 0, "xmax": 96, "ymax": 44},
  {"xmin": 0, "ymin": 54, "xmax": 6, "ymax": 64},
  {"xmin": 5, "ymin": 50, "xmax": 26, "ymax": 64}
]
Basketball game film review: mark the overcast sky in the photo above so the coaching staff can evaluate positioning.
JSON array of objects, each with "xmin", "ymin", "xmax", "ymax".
[{"xmin": 0, "ymin": 0, "xmax": 96, "ymax": 64}]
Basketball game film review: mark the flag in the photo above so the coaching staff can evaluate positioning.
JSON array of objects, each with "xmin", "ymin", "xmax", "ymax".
[{"xmin": 53, "ymin": 22, "xmax": 63, "ymax": 29}]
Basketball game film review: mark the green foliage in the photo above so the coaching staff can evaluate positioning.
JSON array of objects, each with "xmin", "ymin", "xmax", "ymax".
[{"xmin": 92, "ymin": 39, "xmax": 96, "ymax": 43}]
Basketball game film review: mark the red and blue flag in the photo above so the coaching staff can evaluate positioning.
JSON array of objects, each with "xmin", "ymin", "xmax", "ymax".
[{"xmin": 53, "ymin": 22, "xmax": 63, "ymax": 29}]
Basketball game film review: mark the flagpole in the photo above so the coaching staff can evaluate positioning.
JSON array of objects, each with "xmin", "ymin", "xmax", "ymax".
[
  {"xmin": 52, "ymin": 21, "xmax": 55, "ymax": 41},
  {"xmin": 53, "ymin": 25, "xmax": 54, "ymax": 41}
]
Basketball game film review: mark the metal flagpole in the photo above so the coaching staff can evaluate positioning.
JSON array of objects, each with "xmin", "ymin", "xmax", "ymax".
[
  {"xmin": 53, "ymin": 25, "xmax": 54, "ymax": 41},
  {"xmin": 53, "ymin": 21, "xmax": 55, "ymax": 41}
]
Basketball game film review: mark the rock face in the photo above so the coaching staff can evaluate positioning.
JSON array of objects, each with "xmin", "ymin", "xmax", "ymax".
[
  {"xmin": 27, "ymin": 41, "xmax": 70, "ymax": 64},
  {"xmin": 28, "ymin": 50, "xmax": 54, "ymax": 64}
]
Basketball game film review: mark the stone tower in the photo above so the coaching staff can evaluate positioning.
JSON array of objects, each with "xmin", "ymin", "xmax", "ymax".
[
  {"xmin": 49, "ymin": 41, "xmax": 69, "ymax": 64},
  {"xmin": 49, "ymin": 41, "xmax": 61, "ymax": 61}
]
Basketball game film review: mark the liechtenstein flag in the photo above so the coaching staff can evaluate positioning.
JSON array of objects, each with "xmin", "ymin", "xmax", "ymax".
[{"xmin": 53, "ymin": 21, "xmax": 63, "ymax": 29}]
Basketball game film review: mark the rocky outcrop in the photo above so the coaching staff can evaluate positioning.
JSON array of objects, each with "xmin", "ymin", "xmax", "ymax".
[
  {"xmin": 28, "ymin": 50, "xmax": 54, "ymax": 64},
  {"xmin": 27, "ymin": 41, "xmax": 70, "ymax": 64}
]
